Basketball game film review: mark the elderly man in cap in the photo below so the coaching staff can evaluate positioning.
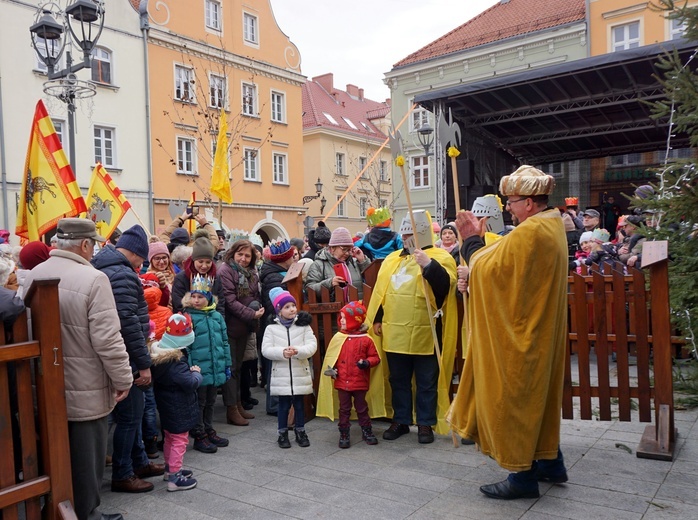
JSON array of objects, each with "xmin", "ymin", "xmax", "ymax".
[
  {"xmin": 92, "ymin": 224, "xmax": 165, "ymax": 492},
  {"xmin": 580, "ymin": 208, "xmax": 601, "ymax": 232},
  {"xmin": 449, "ymin": 165, "xmax": 569, "ymax": 500},
  {"xmin": 24, "ymin": 218, "xmax": 132, "ymax": 520}
]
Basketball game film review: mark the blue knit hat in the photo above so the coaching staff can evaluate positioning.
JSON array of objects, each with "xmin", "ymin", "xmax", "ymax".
[{"xmin": 116, "ymin": 225, "xmax": 149, "ymax": 260}]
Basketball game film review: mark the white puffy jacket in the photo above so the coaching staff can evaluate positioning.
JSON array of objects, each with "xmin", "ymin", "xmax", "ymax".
[{"xmin": 262, "ymin": 312, "xmax": 317, "ymax": 396}]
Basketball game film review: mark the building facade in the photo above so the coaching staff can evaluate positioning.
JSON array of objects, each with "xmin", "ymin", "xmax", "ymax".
[
  {"xmin": 144, "ymin": 0, "xmax": 305, "ymax": 243},
  {"xmin": 0, "ymin": 0, "xmax": 151, "ymax": 240},
  {"xmin": 302, "ymin": 73, "xmax": 392, "ymax": 236}
]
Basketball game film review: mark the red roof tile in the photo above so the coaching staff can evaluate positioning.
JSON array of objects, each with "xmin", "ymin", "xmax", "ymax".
[
  {"xmin": 302, "ymin": 74, "xmax": 390, "ymax": 139},
  {"xmin": 128, "ymin": 0, "xmax": 140, "ymax": 12},
  {"xmin": 394, "ymin": 0, "xmax": 585, "ymax": 68}
]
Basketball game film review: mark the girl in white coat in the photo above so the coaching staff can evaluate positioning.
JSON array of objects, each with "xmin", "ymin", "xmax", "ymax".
[{"xmin": 262, "ymin": 287, "xmax": 317, "ymax": 448}]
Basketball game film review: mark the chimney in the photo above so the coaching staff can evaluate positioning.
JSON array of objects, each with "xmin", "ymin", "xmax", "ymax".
[
  {"xmin": 358, "ymin": 88, "xmax": 364, "ymax": 101},
  {"xmin": 313, "ymin": 73, "xmax": 334, "ymax": 94},
  {"xmin": 346, "ymin": 84, "xmax": 360, "ymax": 98}
]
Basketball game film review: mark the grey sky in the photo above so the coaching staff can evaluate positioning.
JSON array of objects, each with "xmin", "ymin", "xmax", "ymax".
[{"xmin": 269, "ymin": 0, "xmax": 500, "ymax": 102}]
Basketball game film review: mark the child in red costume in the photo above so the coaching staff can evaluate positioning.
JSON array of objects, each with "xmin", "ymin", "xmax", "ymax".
[{"xmin": 321, "ymin": 301, "xmax": 381, "ymax": 448}]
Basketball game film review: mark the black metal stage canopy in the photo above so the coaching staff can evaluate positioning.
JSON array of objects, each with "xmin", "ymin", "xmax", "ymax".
[{"xmin": 415, "ymin": 40, "xmax": 697, "ymax": 164}]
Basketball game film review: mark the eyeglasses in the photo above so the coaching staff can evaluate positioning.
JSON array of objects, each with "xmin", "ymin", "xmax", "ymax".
[
  {"xmin": 505, "ymin": 198, "xmax": 527, "ymax": 208},
  {"xmin": 335, "ymin": 246, "xmax": 352, "ymax": 253}
]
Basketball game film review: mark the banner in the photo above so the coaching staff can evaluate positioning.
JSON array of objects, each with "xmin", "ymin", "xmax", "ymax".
[
  {"xmin": 84, "ymin": 163, "xmax": 132, "ymax": 240},
  {"xmin": 210, "ymin": 110, "xmax": 232, "ymax": 203},
  {"xmin": 16, "ymin": 100, "xmax": 87, "ymax": 241}
]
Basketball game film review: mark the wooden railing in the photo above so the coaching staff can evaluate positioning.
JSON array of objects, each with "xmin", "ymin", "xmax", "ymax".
[{"xmin": 0, "ymin": 279, "xmax": 76, "ymax": 520}]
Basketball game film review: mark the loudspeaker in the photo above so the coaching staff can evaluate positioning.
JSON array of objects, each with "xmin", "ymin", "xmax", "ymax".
[{"xmin": 445, "ymin": 159, "xmax": 475, "ymax": 221}]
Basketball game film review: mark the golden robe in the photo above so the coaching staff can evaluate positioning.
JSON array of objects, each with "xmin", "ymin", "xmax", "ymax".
[
  {"xmin": 447, "ymin": 209, "xmax": 568, "ymax": 471},
  {"xmin": 316, "ymin": 332, "xmax": 388, "ymax": 421},
  {"xmin": 366, "ymin": 247, "xmax": 458, "ymax": 435}
]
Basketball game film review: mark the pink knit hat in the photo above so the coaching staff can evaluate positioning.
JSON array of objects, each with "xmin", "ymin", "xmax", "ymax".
[
  {"xmin": 329, "ymin": 227, "xmax": 353, "ymax": 247},
  {"xmin": 148, "ymin": 240, "xmax": 170, "ymax": 262}
]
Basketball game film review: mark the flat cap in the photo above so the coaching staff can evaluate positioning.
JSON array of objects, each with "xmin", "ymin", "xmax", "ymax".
[{"xmin": 56, "ymin": 218, "xmax": 106, "ymax": 242}]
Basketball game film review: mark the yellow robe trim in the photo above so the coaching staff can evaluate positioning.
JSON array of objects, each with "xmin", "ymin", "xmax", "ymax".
[
  {"xmin": 367, "ymin": 247, "xmax": 458, "ymax": 435},
  {"xmin": 447, "ymin": 209, "xmax": 568, "ymax": 471},
  {"xmin": 316, "ymin": 332, "xmax": 388, "ymax": 421}
]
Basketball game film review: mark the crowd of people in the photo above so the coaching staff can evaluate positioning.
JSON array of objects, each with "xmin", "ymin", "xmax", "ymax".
[{"xmin": 0, "ymin": 173, "xmax": 658, "ymax": 518}]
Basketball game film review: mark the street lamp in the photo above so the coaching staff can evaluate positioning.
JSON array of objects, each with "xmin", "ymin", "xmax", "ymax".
[
  {"xmin": 303, "ymin": 177, "xmax": 324, "ymax": 205},
  {"xmin": 30, "ymin": 1, "xmax": 105, "ymax": 170},
  {"xmin": 417, "ymin": 123, "xmax": 435, "ymax": 156}
]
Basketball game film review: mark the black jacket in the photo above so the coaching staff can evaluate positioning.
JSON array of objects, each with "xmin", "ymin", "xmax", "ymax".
[
  {"xmin": 91, "ymin": 245, "xmax": 151, "ymax": 371},
  {"xmin": 259, "ymin": 261, "xmax": 288, "ymax": 317},
  {"xmin": 171, "ymin": 257, "xmax": 224, "ymax": 315},
  {"xmin": 150, "ymin": 345, "xmax": 202, "ymax": 434}
]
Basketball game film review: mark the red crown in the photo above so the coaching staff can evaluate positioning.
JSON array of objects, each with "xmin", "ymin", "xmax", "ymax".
[
  {"xmin": 165, "ymin": 313, "xmax": 193, "ymax": 337},
  {"xmin": 564, "ymin": 197, "xmax": 579, "ymax": 206}
]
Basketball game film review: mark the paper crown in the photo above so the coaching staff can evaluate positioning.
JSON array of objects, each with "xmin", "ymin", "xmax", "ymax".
[
  {"xmin": 269, "ymin": 238, "xmax": 294, "ymax": 262},
  {"xmin": 565, "ymin": 197, "xmax": 579, "ymax": 206},
  {"xmin": 592, "ymin": 228, "xmax": 611, "ymax": 243},
  {"xmin": 190, "ymin": 274, "xmax": 212, "ymax": 299},
  {"xmin": 366, "ymin": 207, "xmax": 391, "ymax": 227},
  {"xmin": 160, "ymin": 313, "xmax": 195, "ymax": 350}
]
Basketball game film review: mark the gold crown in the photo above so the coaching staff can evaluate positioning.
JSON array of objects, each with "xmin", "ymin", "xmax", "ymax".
[{"xmin": 366, "ymin": 207, "xmax": 391, "ymax": 226}]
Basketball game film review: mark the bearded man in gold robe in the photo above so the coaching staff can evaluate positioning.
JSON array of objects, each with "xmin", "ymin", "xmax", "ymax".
[{"xmin": 448, "ymin": 165, "xmax": 569, "ymax": 500}]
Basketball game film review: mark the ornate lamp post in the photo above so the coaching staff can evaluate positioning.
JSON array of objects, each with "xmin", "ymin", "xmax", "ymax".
[
  {"xmin": 303, "ymin": 177, "xmax": 325, "ymax": 213},
  {"xmin": 29, "ymin": 1, "xmax": 106, "ymax": 170}
]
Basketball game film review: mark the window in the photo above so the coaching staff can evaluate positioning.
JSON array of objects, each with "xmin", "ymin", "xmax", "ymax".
[
  {"xmin": 271, "ymin": 91, "xmax": 285, "ymax": 122},
  {"xmin": 670, "ymin": 17, "xmax": 687, "ymax": 40},
  {"xmin": 666, "ymin": 147, "xmax": 692, "ymax": 160},
  {"xmin": 243, "ymin": 149, "xmax": 259, "ymax": 181},
  {"xmin": 361, "ymin": 121, "xmax": 375, "ymax": 133},
  {"xmin": 612, "ymin": 22, "xmax": 640, "ymax": 51},
  {"xmin": 342, "ymin": 117, "xmax": 358, "ymax": 130},
  {"xmin": 610, "ymin": 153, "xmax": 642, "ymax": 166},
  {"xmin": 411, "ymin": 156, "xmax": 429, "ymax": 188},
  {"xmin": 243, "ymin": 13, "xmax": 258, "ymax": 44},
  {"xmin": 359, "ymin": 197, "xmax": 368, "ymax": 217},
  {"xmin": 359, "ymin": 156, "xmax": 367, "ymax": 178},
  {"xmin": 91, "ymin": 47, "xmax": 112, "ymax": 84},
  {"xmin": 52, "ymin": 119, "xmax": 66, "ymax": 147},
  {"xmin": 336, "ymin": 152, "xmax": 346, "ymax": 175},
  {"xmin": 242, "ymin": 83, "xmax": 257, "ymax": 116},
  {"xmin": 176, "ymin": 137, "xmax": 195, "ymax": 174},
  {"xmin": 542, "ymin": 162, "xmax": 563, "ymax": 177},
  {"xmin": 205, "ymin": 0, "xmax": 222, "ymax": 31},
  {"xmin": 380, "ymin": 199, "xmax": 388, "ymax": 209},
  {"xmin": 336, "ymin": 195, "xmax": 346, "ymax": 217},
  {"xmin": 175, "ymin": 65, "xmax": 195, "ymax": 102},
  {"xmin": 379, "ymin": 160, "xmax": 387, "ymax": 181},
  {"xmin": 273, "ymin": 153, "xmax": 287, "ymax": 184},
  {"xmin": 94, "ymin": 126, "xmax": 115, "ymax": 167},
  {"xmin": 323, "ymin": 112, "xmax": 339, "ymax": 125},
  {"xmin": 34, "ymin": 38, "xmax": 59, "ymax": 73},
  {"xmin": 411, "ymin": 106, "xmax": 429, "ymax": 132},
  {"xmin": 209, "ymin": 74, "xmax": 225, "ymax": 108}
]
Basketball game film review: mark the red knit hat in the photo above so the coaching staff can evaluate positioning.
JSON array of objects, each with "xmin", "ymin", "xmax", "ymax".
[
  {"xmin": 338, "ymin": 301, "xmax": 367, "ymax": 332},
  {"xmin": 19, "ymin": 241, "xmax": 52, "ymax": 270}
]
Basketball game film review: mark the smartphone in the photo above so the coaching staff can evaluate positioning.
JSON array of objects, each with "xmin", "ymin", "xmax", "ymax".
[
  {"xmin": 187, "ymin": 205, "xmax": 200, "ymax": 216},
  {"xmin": 333, "ymin": 264, "xmax": 347, "ymax": 286}
]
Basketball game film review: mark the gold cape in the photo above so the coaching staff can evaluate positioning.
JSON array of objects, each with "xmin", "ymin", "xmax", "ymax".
[
  {"xmin": 316, "ymin": 332, "xmax": 388, "ymax": 421},
  {"xmin": 447, "ymin": 209, "xmax": 568, "ymax": 471},
  {"xmin": 366, "ymin": 247, "xmax": 458, "ymax": 435}
]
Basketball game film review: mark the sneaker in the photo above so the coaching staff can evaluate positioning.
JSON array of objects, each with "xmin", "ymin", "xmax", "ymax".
[
  {"xmin": 382, "ymin": 423, "xmax": 410, "ymax": 441},
  {"xmin": 193, "ymin": 436, "xmax": 218, "ymax": 454},
  {"xmin": 163, "ymin": 469, "xmax": 194, "ymax": 482},
  {"xmin": 338, "ymin": 428, "xmax": 350, "ymax": 449},
  {"xmin": 206, "ymin": 429, "xmax": 229, "ymax": 448},
  {"xmin": 278, "ymin": 431, "xmax": 291, "ymax": 449},
  {"xmin": 167, "ymin": 472, "xmax": 197, "ymax": 492},
  {"xmin": 295, "ymin": 429, "xmax": 310, "ymax": 448},
  {"xmin": 417, "ymin": 425, "xmax": 434, "ymax": 444},
  {"xmin": 361, "ymin": 426, "xmax": 378, "ymax": 446}
]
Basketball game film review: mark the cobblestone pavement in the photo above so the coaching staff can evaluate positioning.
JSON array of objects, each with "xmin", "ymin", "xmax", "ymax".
[{"xmin": 100, "ymin": 384, "xmax": 698, "ymax": 520}]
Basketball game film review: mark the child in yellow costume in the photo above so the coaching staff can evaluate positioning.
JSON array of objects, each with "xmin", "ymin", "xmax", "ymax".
[{"xmin": 316, "ymin": 301, "xmax": 382, "ymax": 448}]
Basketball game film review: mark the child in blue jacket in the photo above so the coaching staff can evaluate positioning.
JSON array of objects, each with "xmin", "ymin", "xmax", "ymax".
[
  {"xmin": 183, "ymin": 274, "xmax": 232, "ymax": 453},
  {"xmin": 150, "ymin": 313, "xmax": 201, "ymax": 492}
]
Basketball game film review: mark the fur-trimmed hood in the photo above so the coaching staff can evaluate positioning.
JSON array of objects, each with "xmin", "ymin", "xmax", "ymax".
[{"xmin": 150, "ymin": 342, "xmax": 186, "ymax": 365}]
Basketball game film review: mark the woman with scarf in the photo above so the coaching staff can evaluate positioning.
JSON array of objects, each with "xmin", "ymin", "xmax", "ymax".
[
  {"xmin": 218, "ymin": 239, "xmax": 265, "ymax": 426},
  {"xmin": 439, "ymin": 222, "xmax": 460, "ymax": 264},
  {"xmin": 147, "ymin": 239, "xmax": 176, "ymax": 307}
]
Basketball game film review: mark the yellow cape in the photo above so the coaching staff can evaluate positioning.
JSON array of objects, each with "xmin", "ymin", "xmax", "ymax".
[
  {"xmin": 316, "ymin": 332, "xmax": 388, "ymax": 421},
  {"xmin": 447, "ymin": 209, "xmax": 568, "ymax": 471},
  {"xmin": 366, "ymin": 247, "xmax": 458, "ymax": 435}
]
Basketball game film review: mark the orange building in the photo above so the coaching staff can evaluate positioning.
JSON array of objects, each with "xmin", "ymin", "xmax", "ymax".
[{"xmin": 145, "ymin": 0, "xmax": 306, "ymax": 241}]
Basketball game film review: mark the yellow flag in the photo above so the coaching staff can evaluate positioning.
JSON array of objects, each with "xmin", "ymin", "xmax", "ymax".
[
  {"xmin": 16, "ymin": 100, "xmax": 87, "ymax": 241},
  {"xmin": 83, "ymin": 163, "xmax": 132, "ymax": 240},
  {"xmin": 210, "ymin": 110, "xmax": 232, "ymax": 203}
]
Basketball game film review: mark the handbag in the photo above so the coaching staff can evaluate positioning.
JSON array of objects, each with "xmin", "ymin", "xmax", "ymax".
[{"xmin": 242, "ymin": 332, "xmax": 258, "ymax": 362}]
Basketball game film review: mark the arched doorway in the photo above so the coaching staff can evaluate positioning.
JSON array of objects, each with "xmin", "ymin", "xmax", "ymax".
[{"xmin": 253, "ymin": 218, "xmax": 289, "ymax": 245}]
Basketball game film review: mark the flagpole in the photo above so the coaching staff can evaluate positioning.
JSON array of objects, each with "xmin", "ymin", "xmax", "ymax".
[
  {"xmin": 218, "ymin": 198, "xmax": 223, "ymax": 229},
  {"xmin": 128, "ymin": 207, "xmax": 153, "ymax": 239}
]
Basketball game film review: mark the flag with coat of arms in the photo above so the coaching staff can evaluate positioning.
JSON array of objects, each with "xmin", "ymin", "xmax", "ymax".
[{"xmin": 83, "ymin": 163, "xmax": 132, "ymax": 240}]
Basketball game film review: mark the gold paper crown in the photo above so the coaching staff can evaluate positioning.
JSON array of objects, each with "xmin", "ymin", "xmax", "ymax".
[
  {"xmin": 190, "ymin": 274, "xmax": 212, "ymax": 295},
  {"xmin": 565, "ymin": 197, "xmax": 579, "ymax": 206},
  {"xmin": 366, "ymin": 207, "xmax": 391, "ymax": 227}
]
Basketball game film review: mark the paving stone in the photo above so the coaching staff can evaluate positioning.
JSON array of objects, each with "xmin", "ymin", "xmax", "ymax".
[
  {"xmin": 642, "ymin": 498, "xmax": 698, "ymax": 519},
  {"xmin": 531, "ymin": 495, "xmax": 643, "ymax": 519},
  {"xmin": 545, "ymin": 482, "xmax": 650, "ymax": 514}
]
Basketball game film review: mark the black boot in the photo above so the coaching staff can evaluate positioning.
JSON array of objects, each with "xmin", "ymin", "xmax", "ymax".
[
  {"xmin": 143, "ymin": 435, "xmax": 159, "ymax": 459},
  {"xmin": 338, "ymin": 427, "xmax": 350, "ymax": 449},
  {"xmin": 361, "ymin": 425, "xmax": 378, "ymax": 445},
  {"xmin": 277, "ymin": 431, "xmax": 291, "ymax": 449}
]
